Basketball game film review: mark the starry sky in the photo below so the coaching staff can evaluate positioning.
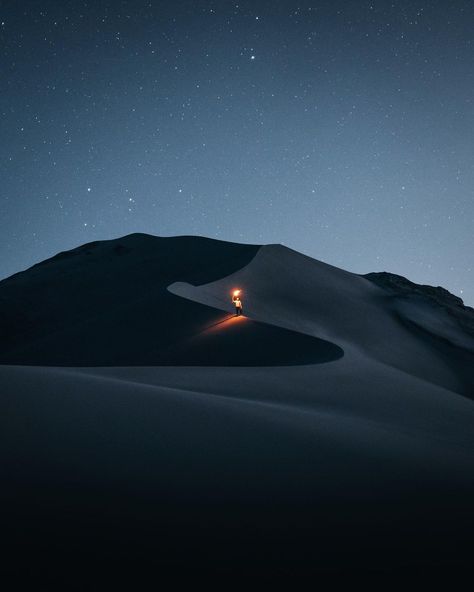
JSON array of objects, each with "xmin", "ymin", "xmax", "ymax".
[{"xmin": 1, "ymin": 1, "xmax": 473, "ymax": 304}]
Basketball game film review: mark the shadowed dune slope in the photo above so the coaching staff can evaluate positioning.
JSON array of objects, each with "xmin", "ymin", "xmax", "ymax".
[
  {"xmin": 0, "ymin": 233, "xmax": 343, "ymax": 366},
  {"xmin": 1, "ymin": 361, "xmax": 473, "ymax": 583},
  {"xmin": 158, "ymin": 314, "xmax": 343, "ymax": 366}
]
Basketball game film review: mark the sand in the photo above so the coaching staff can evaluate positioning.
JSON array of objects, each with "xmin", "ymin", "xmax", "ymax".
[{"xmin": 1, "ymin": 234, "xmax": 473, "ymax": 584}]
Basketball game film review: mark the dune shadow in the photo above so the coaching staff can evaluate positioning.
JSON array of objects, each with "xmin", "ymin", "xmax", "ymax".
[
  {"xmin": 0, "ymin": 235, "xmax": 344, "ymax": 367},
  {"xmin": 155, "ymin": 314, "xmax": 344, "ymax": 367},
  {"xmin": 0, "ymin": 301, "xmax": 343, "ymax": 367}
]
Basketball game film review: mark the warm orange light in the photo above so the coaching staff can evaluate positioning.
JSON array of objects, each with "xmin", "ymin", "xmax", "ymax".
[{"xmin": 233, "ymin": 289, "xmax": 241, "ymax": 296}]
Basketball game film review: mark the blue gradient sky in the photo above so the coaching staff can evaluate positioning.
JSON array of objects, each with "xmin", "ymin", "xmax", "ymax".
[{"xmin": 1, "ymin": 1, "xmax": 473, "ymax": 304}]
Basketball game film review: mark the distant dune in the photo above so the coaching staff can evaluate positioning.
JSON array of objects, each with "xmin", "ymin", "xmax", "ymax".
[{"xmin": 1, "ymin": 233, "xmax": 473, "ymax": 584}]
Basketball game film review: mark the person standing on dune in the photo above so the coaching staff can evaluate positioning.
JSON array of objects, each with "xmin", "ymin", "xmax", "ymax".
[
  {"xmin": 234, "ymin": 297, "xmax": 243, "ymax": 316},
  {"xmin": 232, "ymin": 290, "xmax": 243, "ymax": 316}
]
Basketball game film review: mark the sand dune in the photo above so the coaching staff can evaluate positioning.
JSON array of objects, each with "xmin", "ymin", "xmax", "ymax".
[
  {"xmin": 169, "ymin": 243, "xmax": 474, "ymax": 397},
  {"xmin": 1, "ymin": 233, "xmax": 473, "ymax": 583}
]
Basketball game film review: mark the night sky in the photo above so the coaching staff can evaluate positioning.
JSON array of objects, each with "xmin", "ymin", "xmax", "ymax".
[{"xmin": 1, "ymin": 1, "xmax": 473, "ymax": 304}]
